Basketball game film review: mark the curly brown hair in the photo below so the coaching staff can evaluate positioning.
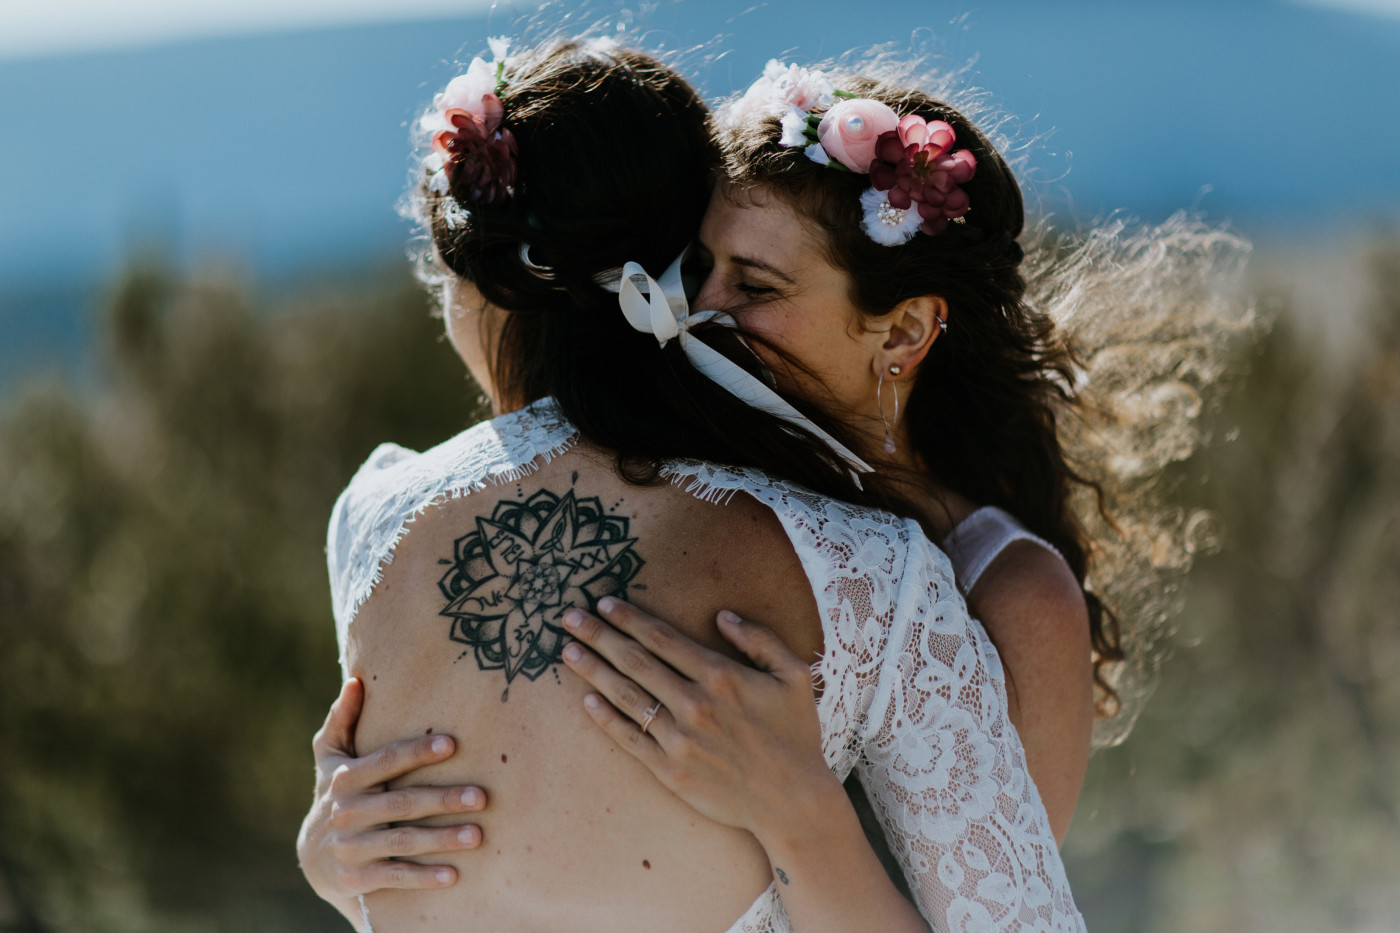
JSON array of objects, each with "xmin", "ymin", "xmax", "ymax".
[{"xmin": 717, "ymin": 75, "xmax": 1124, "ymax": 716}]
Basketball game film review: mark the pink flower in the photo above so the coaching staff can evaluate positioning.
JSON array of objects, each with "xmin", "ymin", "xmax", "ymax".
[
  {"xmin": 869, "ymin": 115, "xmax": 977, "ymax": 236},
  {"xmin": 816, "ymin": 98, "xmax": 900, "ymax": 173},
  {"xmin": 763, "ymin": 60, "xmax": 834, "ymax": 112},
  {"xmin": 436, "ymin": 57, "xmax": 501, "ymax": 123}
]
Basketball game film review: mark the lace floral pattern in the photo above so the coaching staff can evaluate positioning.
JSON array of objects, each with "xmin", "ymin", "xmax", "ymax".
[{"xmin": 328, "ymin": 401, "xmax": 1084, "ymax": 932}]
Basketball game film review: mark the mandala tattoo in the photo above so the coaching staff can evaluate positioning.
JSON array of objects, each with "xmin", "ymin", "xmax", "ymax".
[{"xmin": 437, "ymin": 487, "xmax": 643, "ymax": 698}]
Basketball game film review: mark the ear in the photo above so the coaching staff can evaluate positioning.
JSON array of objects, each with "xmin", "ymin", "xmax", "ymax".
[{"xmin": 876, "ymin": 295, "xmax": 947, "ymax": 378}]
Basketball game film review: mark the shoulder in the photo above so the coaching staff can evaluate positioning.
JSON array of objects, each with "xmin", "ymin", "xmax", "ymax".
[
  {"xmin": 970, "ymin": 543, "xmax": 1090, "ymax": 676},
  {"xmin": 967, "ymin": 538, "xmax": 1091, "ymax": 726},
  {"xmin": 971, "ymin": 541, "xmax": 1088, "ymax": 631},
  {"xmin": 327, "ymin": 402, "xmax": 577, "ymax": 636}
]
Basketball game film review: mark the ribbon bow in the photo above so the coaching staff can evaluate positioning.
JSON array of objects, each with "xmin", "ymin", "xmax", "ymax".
[{"xmin": 606, "ymin": 251, "xmax": 873, "ymax": 477}]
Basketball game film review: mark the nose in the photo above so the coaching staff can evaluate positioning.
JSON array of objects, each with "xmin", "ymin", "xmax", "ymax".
[{"xmin": 691, "ymin": 268, "xmax": 728, "ymax": 314}]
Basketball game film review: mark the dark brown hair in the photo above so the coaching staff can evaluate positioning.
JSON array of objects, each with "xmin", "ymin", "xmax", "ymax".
[
  {"xmin": 718, "ymin": 76, "xmax": 1124, "ymax": 713},
  {"xmin": 413, "ymin": 42, "xmax": 911, "ymax": 518}
]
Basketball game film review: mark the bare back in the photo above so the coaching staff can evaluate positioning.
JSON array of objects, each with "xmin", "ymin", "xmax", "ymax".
[{"xmin": 344, "ymin": 442, "xmax": 821, "ymax": 933}]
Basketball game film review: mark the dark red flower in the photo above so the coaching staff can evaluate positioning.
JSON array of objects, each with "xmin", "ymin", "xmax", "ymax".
[
  {"xmin": 432, "ymin": 94, "xmax": 518, "ymax": 206},
  {"xmin": 869, "ymin": 115, "xmax": 977, "ymax": 236}
]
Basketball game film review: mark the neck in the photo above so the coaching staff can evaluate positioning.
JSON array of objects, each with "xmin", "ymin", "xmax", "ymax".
[{"xmin": 867, "ymin": 420, "xmax": 972, "ymax": 540}]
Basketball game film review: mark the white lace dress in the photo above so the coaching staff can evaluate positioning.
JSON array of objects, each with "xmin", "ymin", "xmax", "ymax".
[{"xmin": 327, "ymin": 399, "xmax": 1086, "ymax": 933}]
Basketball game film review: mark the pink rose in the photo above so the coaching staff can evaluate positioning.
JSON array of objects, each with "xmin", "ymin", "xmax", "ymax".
[{"xmin": 817, "ymin": 98, "xmax": 901, "ymax": 172}]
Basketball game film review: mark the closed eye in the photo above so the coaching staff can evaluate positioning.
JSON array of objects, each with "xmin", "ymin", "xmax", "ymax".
[{"xmin": 736, "ymin": 282, "xmax": 777, "ymax": 297}]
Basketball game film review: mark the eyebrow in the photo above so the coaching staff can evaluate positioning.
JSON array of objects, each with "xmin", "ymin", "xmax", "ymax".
[{"xmin": 732, "ymin": 255, "xmax": 796, "ymax": 285}]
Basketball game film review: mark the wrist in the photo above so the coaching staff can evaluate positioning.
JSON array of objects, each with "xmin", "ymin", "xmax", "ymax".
[{"xmin": 750, "ymin": 769, "xmax": 853, "ymax": 857}]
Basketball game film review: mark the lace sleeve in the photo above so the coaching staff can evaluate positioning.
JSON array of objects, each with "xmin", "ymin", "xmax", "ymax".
[{"xmin": 856, "ymin": 551, "xmax": 1085, "ymax": 932}]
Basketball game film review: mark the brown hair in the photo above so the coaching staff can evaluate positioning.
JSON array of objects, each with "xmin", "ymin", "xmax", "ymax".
[
  {"xmin": 718, "ymin": 75, "xmax": 1124, "ymax": 714},
  {"xmin": 409, "ymin": 42, "xmax": 912, "ymax": 521}
]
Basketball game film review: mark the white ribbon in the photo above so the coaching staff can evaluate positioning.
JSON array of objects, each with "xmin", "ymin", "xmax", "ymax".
[{"xmin": 604, "ymin": 251, "xmax": 873, "ymax": 477}]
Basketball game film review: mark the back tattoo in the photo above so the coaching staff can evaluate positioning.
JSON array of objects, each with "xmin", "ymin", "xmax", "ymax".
[{"xmin": 436, "ymin": 486, "xmax": 643, "ymax": 699}]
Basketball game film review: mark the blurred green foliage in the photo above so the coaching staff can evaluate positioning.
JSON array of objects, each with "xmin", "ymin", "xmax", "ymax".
[
  {"xmin": 0, "ymin": 246, "xmax": 1396, "ymax": 931},
  {"xmin": 0, "ymin": 267, "xmax": 480, "ymax": 931}
]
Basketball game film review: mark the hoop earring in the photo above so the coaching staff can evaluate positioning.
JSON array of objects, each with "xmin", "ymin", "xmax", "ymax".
[{"xmin": 878, "ymin": 371, "xmax": 900, "ymax": 455}]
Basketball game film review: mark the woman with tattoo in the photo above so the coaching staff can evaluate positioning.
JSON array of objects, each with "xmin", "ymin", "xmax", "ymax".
[{"xmin": 300, "ymin": 37, "xmax": 1087, "ymax": 933}]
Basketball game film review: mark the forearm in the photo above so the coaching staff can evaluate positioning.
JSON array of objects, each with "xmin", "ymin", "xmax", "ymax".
[{"xmin": 754, "ymin": 778, "xmax": 930, "ymax": 933}]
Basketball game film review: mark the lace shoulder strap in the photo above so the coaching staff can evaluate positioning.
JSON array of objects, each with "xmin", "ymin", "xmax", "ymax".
[
  {"xmin": 326, "ymin": 399, "xmax": 576, "ymax": 660},
  {"xmin": 941, "ymin": 505, "xmax": 1063, "ymax": 594},
  {"xmin": 659, "ymin": 459, "xmax": 943, "ymax": 777},
  {"xmin": 661, "ymin": 462, "xmax": 1084, "ymax": 929}
]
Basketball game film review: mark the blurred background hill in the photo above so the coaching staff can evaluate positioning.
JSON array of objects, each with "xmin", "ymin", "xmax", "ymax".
[{"xmin": 1, "ymin": 1, "xmax": 1398, "ymax": 931}]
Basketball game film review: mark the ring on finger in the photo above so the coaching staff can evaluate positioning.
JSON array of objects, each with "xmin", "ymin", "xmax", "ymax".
[{"xmin": 640, "ymin": 700, "xmax": 663, "ymax": 735}]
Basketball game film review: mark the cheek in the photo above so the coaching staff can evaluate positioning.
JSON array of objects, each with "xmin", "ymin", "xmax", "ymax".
[{"xmin": 735, "ymin": 306, "xmax": 814, "ymax": 372}]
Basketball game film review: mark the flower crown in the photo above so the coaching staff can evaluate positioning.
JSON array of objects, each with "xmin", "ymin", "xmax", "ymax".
[
  {"xmin": 726, "ymin": 60, "xmax": 977, "ymax": 246},
  {"xmin": 424, "ymin": 38, "xmax": 518, "ymax": 206}
]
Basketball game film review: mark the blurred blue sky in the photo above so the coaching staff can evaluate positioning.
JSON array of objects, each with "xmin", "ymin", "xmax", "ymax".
[{"xmin": 1, "ymin": 0, "xmax": 1398, "ymax": 381}]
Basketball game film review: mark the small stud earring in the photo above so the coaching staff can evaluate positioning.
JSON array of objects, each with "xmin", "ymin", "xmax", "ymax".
[
  {"xmin": 936, "ymin": 316, "xmax": 948, "ymax": 333},
  {"xmin": 888, "ymin": 365, "xmax": 901, "ymax": 377}
]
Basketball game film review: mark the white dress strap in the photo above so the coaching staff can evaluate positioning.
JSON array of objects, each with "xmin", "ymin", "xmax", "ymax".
[{"xmin": 941, "ymin": 506, "xmax": 1063, "ymax": 594}]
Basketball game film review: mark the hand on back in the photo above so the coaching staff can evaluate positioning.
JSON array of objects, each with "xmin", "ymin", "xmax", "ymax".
[
  {"xmin": 559, "ymin": 597, "xmax": 841, "ymax": 844},
  {"xmin": 295, "ymin": 678, "xmax": 487, "ymax": 907}
]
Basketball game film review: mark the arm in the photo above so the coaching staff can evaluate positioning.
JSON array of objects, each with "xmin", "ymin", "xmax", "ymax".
[
  {"xmin": 296, "ymin": 678, "xmax": 487, "ymax": 928},
  {"xmin": 968, "ymin": 543, "xmax": 1094, "ymax": 845},
  {"xmin": 561, "ymin": 598, "xmax": 931, "ymax": 933}
]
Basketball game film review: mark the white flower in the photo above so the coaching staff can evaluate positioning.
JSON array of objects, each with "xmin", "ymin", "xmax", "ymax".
[
  {"xmin": 487, "ymin": 35, "xmax": 510, "ymax": 61},
  {"xmin": 860, "ymin": 187, "xmax": 922, "ymax": 246},
  {"xmin": 768, "ymin": 60, "xmax": 834, "ymax": 112},
  {"xmin": 721, "ymin": 59, "xmax": 835, "ymax": 130},
  {"xmin": 436, "ymin": 55, "xmax": 497, "ymax": 114},
  {"xmin": 419, "ymin": 109, "xmax": 450, "ymax": 135},
  {"xmin": 439, "ymin": 198, "xmax": 471, "ymax": 228},
  {"xmin": 779, "ymin": 107, "xmax": 810, "ymax": 147},
  {"xmin": 804, "ymin": 143, "xmax": 830, "ymax": 165}
]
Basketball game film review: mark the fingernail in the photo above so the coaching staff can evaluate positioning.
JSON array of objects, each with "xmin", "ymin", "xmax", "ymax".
[
  {"xmin": 431, "ymin": 736, "xmax": 452, "ymax": 756},
  {"xmin": 461, "ymin": 788, "xmax": 481, "ymax": 807},
  {"xmin": 717, "ymin": 610, "xmax": 740, "ymax": 626},
  {"xmin": 562, "ymin": 609, "xmax": 581, "ymax": 630},
  {"xmin": 584, "ymin": 694, "xmax": 602, "ymax": 710},
  {"xmin": 436, "ymin": 868, "xmax": 454, "ymax": 885},
  {"xmin": 597, "ymin": 596, "xmax": 617, "ymax": 614},
  {"xmin": 563, "ymin": 643, "xmax": 582, "ymax": 662},
  {"xmin": 458, "ymin": 826, "xmax": 478, "ymax": 845}
]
